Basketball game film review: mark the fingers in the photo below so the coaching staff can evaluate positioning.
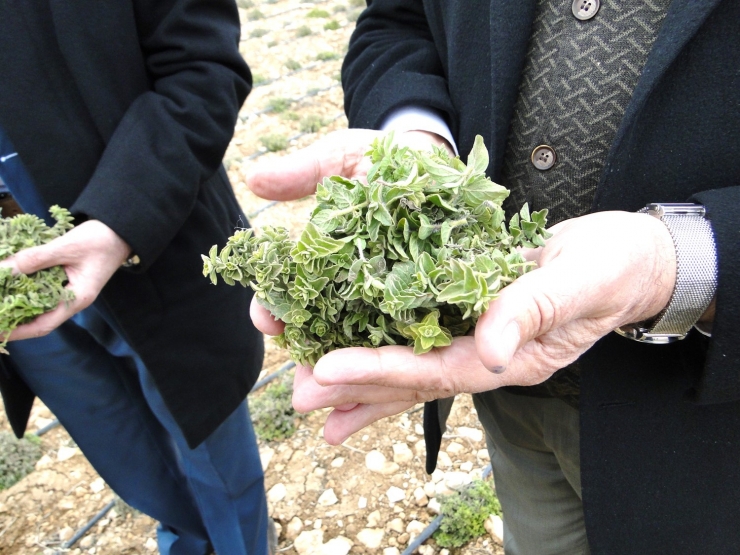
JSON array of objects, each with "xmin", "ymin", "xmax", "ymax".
[
  {"xmin": 250, "ymin": 297, "xmax": 285, "ymax": 336},
  {"xmin": 245, "ymin": 129, "xmax": 382, "ymax": 201},
  {"xmin": 322, "ymin": 400, "xmax": 418, "ymax": 445},
  {"xmin": 6, "ymin": 302, "xmax": 75, "ymax": 341}
]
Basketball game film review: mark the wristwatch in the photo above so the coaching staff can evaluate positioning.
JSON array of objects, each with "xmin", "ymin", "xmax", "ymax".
[{"xmin": 614, "ymin": 203, "xmax": 717, "ymax": 344}]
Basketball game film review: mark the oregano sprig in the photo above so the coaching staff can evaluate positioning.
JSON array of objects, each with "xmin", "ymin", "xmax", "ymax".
[
  {"xmin": 204, "ymin": 135, "xmax": 551, "ymax": 365},
  {"xmin": 0, "ymin": 206, "xmax": 75, "ymax": 353}
]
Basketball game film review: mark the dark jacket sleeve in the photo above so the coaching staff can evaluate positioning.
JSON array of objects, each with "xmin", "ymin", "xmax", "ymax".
[
  {"xmin": 70, "ymin": 0, "xmax": 250, "ymax": 269},
  {"xmin": 342, "ymin": 0, "xmax": 456, "ymax": 134}
]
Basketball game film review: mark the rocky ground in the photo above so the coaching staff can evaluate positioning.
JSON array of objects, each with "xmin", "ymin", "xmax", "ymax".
[{"xmin": 0, "ymin": 1, "xmax": 505, "ymax": 554}]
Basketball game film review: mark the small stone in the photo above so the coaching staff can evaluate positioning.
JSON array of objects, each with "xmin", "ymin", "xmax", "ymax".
[
  {"xmin": 58, "ymin": 527, "xmax": 75, "ymax": 542},
  {"xmin": 384, "ymin": 549, "xmax": 400, "ymax": 555},
  {"xmin": 413, "ymin": 487, "xmax": 428, "ymax": 506},
  {"xmin": 35, "ymin": 454, "xmax": 54, "ymax": 470},
  {"xmin": 435, "ymin": 481, "xmax": 455, "ymax": 497},
  {"xmin": 414, "ymin": 423, "xmax": 424, "ymax": 435},
  {"xmin": 365, "ymin": 450, "xmax": 400, "ymax": 475},
  {"xmin": 437, "ymin": 451, "xmax": 453, "ymax": 468},
  {"xmin": 460, "ymin": 461, "xmax": 474, "ymax": 472},
  {"xmin": 485, "ymin": 514, "xmax": 504, "ymax": 542},
  {"xmin": 457, "ymin": 426, "xmax": 483, "ymax": 442},
  {"xmin": 317, "ymin": 488, "xmax": 338, "ymax": 506},
  {"xmin": 406, "ymin": 520, "xmax": 425, "ymax": 538},
  {"xmin": 392, "ymin": 443, "xmax": 413, "ymax": 464},
  {"xmin": 294, "ymin": 530, "xmax": 324, "ymax": 555},
  {"xmin": 427, "ymin": 498, "xmax": 441, "ymax": 515},
  {"xmin": 313, "ymin": 519, "xmax": 322, "ymax": 529},
  {"xmin": 79, "ymin": 536, "xmax": 95, "ymax": 549},
  {"xmin": 144, "ymin": 538, "xmax": 157, "ymax": 551},
  {"xmin": 286, "ymin": 517, "xmax": 303, "ymax": 540},
  {"xmin": 90, "ymin": 477, "xmax": 105, "ymax": 494},
  {"xmin": 356, "ymin": 528, "xmax": 384, "ymax": 549},
  {"xmin": 386, "ymin": 486, "xmax": 405, "ymax": 504},
  {"xmin": 418, "ymin": 545, "xmax": 435, "ymax": 555},
  {"xmin": 398, "ymin": 532, "xmax": 409, "ymax": 545},
  {"xmin": 260, "ymin": 446, "xmax": 275, "ymax": 470},
  {"xmin": 57, "ymin": 498, "xmax": 76, "ymax": 511},
  {"xmin": 414, "ymin": 439, "xmax": 426, "ymax": 456},
  {"xmin": 358, "ymin": 496, "xmax": 367, "ymax": 509},
  {"xmin": 423, "ymin": 482, "xmax": 436, "ymax": 498},
  {"xmin": 445, "ymin": 442, "xmax": 464, "ymax": 455},
  {"xmin": 330, "ymin": 457, "xmax": 345, "ymax": 468},
  {"xmin": 477, "ymin": 448, "xmax": 491, "ymax": 461},
  {"xmin": 444, "ymin": 471, "xmax": 472, "ymax": 491},
  {"xmin": 367, "ymin": 510, "xmax": 381, "ymax": 528},
  {"xmin": 57, "ymin": 446, "xmax": 80, "ymax": 462},
  {"xmin": 431, "ymin": 469, "xmax": 445, "ymax": 483},
  {"xmin": 268, "ymin": 483, "xmax": 287, "ymax": 503},
  {"xmin": 387, "ymin": 518, "xmax": 404, "ymax": 533},
  {"xmin": 321, "ymin": 536, "xmax": 353, "ymax": 555}
]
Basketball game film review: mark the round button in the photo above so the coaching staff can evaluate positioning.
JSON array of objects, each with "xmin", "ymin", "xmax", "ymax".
[
  {"xmin": 531, "ymin": 145, "xmax": 557, "ymax": 171},
  {"xmin": 572, "ymin": 0, "xmax": 600, "ymax": 20}
]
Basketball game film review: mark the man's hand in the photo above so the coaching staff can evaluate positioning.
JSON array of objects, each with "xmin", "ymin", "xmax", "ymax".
[
  {"xmin": 1, "ymin": 220, "xmax": 132, "ymax": 340},
  {"xmin": 246, "ymin": 128, "xmax": 678, "ymax": 445}
]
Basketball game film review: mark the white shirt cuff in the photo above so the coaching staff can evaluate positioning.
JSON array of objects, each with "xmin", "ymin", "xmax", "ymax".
[{"xmin": 380, "ymin": 106, "xmax": 459, "ymax": 155}]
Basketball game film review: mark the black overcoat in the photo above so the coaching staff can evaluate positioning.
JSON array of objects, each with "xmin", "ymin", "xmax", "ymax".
[
  {"xmin": 0, "ymin": 0, "xmax": 263, "ymax": 449},
  {"xmin": 343, "ymin": 0, "xmax": 740, "ymax": 552}
]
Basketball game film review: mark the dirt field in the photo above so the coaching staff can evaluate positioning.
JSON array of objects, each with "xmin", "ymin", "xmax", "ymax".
[{"xmin": 0, "ymin": 2, "xmax": 504, "ymax": 554}]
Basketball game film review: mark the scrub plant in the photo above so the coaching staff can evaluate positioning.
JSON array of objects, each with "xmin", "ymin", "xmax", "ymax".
[
  {"xmin": 251, "ymin": 373, "xmax": 300, "ymax": 441},
  {"xmin": 204, "ymin": 135, "xmax": 550, "ymax": 366},
  {"xmin": 0, "ymin": 206, "xmax": 74, "ymax": 353},
  {"xmin": 0, "ymin": 432, "xmax": 43, "ymax": 490},
  {"xmin": 259, "ymin": 134, "xmax": 289, "ymax": 152},
  {"xmin": 434, "ymin": 479, "xmax": 502, "ymax": 548}
]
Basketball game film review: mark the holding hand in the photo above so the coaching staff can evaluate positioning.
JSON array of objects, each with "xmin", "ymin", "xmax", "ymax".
[
  {"xmin": 245, "ymin": 129, "xmax": 678, "ymax": 445},
  {"xmin": 1, "ymin": 220, "xmax": 132, "ymax": 340}
]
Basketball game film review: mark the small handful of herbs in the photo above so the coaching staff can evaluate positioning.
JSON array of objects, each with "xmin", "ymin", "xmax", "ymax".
[
  {"xmin": 203, "ymin": 135, "xmax": 551, "ymax": 366},
  {"xmin": 0, "ymin": 206, "xmax": 74, "ymax": 353}
]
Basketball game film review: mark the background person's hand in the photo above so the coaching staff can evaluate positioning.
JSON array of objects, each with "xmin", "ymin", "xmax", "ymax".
[{"xmin": 1, "ymin": 220, "xmax": 132, "ymax": 340}]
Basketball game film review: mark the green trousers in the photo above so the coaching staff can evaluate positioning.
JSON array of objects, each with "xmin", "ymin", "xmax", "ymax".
[{"xmin": 473, "ymin": 389, "xmax": 591, "ymax": 555}]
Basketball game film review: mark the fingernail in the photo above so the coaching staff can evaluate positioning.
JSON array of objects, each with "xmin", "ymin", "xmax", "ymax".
[
  {"xmin": 489, "ymin": 365, "xmax": 506, "ymax": 374},
  {"xmin": 485, "ymin": 322, "xmax": 520, "ymax": 373}
]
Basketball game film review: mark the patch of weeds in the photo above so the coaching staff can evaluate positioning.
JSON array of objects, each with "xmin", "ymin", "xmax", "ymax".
[
  {"xmin": 434, "ymin": 480, "xmax": 502, "ymax": 549},
  {"xmin": 306, "ymin": 8, "xmax": 330, "ymax": 18},
  {"xmin": 295, "ymin": 25, "xmax": 313, "ymax": 38},
  {"xmin": 249, "ymin": 28, "xmax": 269, "ymax": 39},
  {"xmin": 284, "ymin": 59, "xmax": 302, "ymax": 71},
  {"xmin": 236, "ymin": 0, "xmax": 255, "ymax": 8},
  {"xmin": 247, "ymin": 9, "xmax": 264, "ymax": 20},
  {"xmin": 316, "ymin": 51, "xmax": 340, "ymax": 61},
  {"xmin": 252, "ymin": 73, "xmax": 269, "ymax": 86},
  {"xmin": 299, "ymin": 115, "xmax": 327, "ymax": 133},
  {"xmin": 250, "ymin": 374, "xmax": 300, "ymax": 441},
  {"xmin": 280, "ymin": 111, "xmax": 301, "ymax": 122},
  {"xmin": 306, "ymin": 87, "xmax": 321, "ymax": 96},
  {"xmin": 347, "ymin": 0, "xmax": 366, "ymax": 7},
  {"xmin": 324, "ymin": 20, "xmax": 341, "ymax": 31},
  {"xmin": 0, "ymin": 431, "xmax": 43, "ymax": 490},
  {"xmin": 334, "ymin": 5, "xmax": 347, "ymax": 12},
  {"xmin": 267, "ymin": 40, "xmax": 278, "ymax": 48},
  {"xmin": 260, "ymin": 134, "xmax": 289, "ymax": 152},
  {"xmin": 334, "ymin": 72, "xmax": 342, "ymax": 82},
  {"xmin": 266, "ymin": 97, "xmax": 292, "ymax": 113},
  {"xmin": 113, "ymin": 496, "xmax": 142, "ymax": 518}
]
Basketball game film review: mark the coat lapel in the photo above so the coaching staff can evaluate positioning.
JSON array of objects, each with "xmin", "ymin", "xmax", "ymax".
[
  {"xmin": 602, "ymin": 0, "xmax": 724, "ymax": 187},
  {"xmin": 488, "ymin": 0, "xmax": 537, "ymax": 177}
]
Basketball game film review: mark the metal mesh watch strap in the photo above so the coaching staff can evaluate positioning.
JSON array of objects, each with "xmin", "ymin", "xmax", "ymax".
[{"xmin": 615, "ymin": 203, "xmax": 718, "ymax": 344}]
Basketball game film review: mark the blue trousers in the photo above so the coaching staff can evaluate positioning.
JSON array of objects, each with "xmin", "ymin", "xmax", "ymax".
[{"xmin": 9, "ymin": 304, "xmax": 269, "ymax": 555}]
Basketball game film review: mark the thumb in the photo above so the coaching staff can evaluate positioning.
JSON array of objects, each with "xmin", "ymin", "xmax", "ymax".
[
  {"xmin": 245, "ymin": 129, "xmax": 381, "ymax": 201},
  {"xmin": 474, "ymin": 262, "xmax": 601, "ymax": 372}
]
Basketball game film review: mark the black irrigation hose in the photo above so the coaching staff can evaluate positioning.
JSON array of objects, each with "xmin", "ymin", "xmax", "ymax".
[
  {"xmin": 251, "ymin": 360, "xmax": 296, "ymax": 393},
  {"xmin": 60, "ymin": 499, "xmax": 116, "ymax": 550},
  {"xmin": 400, "ymin": 463, "xmax": 494, "ymax": 555},
  {"xmin": 35, "ymin": 419, "xmax": 60, "ymax": 436}
]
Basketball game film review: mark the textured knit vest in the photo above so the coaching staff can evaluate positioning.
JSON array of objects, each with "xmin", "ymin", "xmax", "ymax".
[{"xmin": 501, "ymin": 0, "xmax": 671, "ymax": 406}]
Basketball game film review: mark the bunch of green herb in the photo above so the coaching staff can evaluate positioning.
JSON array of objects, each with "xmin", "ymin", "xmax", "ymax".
[
  {"xmin": 0, "ymin": 206, "xmax": 74, "ymax": 353},
  {"xmin": 434, "ymin": 479, "xmax": 502, "ymax": 548},
  {"xmin": 203, "ymin": 135, "xmax": 550, "ymax": 366}
]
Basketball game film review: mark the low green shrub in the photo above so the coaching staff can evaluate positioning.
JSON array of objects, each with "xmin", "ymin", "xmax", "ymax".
[
  {"xmin": 306, "ymin": 8, "xmax": 330, "ymax": 18},
  {"xmin": 0, "ymin": 432, "xmax": 43, "ymax": 490},
  {"xmin": 249, "ymin": 28, "xmax": 269, "ymax": 39},
  {"xmin": 284, "ymin": 59, "xmax": 302, "ymax": 71},
  {"xmin": 299, "ymin": 115, "xmax": 326, "ymax": 133},
  {"xmin": 260, "ymin": 134, "xmax": 289, "ymax": 152},
  {"xmin": 250, "ymin": 375, "xmax": 300, "ymax": 441},
  {"xmin": 295, "ymin": 25, "xmax": 313, "ymax": 38},
  {"xmin": 316, "ymin": 51, "xmax": 340, "ymax": 61},
  {"xmin": 434, "ymin": 479, "xmax": 502, "ymax": 548},
  {"xmin": 266, "ymin": 97, "xmax": 292, "ymax": 113},
  {"xmin": 247, "ymin": 9, "xmax": 264, "ymax": 20},
  {"xmin": 324, "ymin": 20, "xmax": 341, "ymax": 31}
]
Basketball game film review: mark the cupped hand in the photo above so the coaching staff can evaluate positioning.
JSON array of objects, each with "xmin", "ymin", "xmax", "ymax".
[
  {"xmin": 1, "ymin": 220, "xmax": 132, "ymax": 340},
  {"xmin": 289, "ymin": 211, "xmax": 677, "ymax": 445}
]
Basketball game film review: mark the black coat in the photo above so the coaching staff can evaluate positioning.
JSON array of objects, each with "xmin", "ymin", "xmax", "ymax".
[
  {"xmin": 343, "ymin": 0, "xmax": 740, "ymax": 552},
  {"xmin": 0, "ymin": 0, "xmax": 263, "ymax": 449}
]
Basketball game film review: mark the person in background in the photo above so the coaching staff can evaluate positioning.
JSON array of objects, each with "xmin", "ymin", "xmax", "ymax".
[
  {"xmin": 246, "ymin": 1, "xmax": 740, "ymax": 553},
  {"xmin": 0, "ymin": 1, "xmax": 275, "ymax": 553}
]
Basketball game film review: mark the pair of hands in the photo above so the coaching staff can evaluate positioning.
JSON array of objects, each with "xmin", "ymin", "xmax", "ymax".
[
  {"xmin": 1, "ymin": 219, "xmax": 132, "ymax": 341},
  {"xmin": 246, "ymin": 129, "xmax": 678, "ymax": 445}
]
